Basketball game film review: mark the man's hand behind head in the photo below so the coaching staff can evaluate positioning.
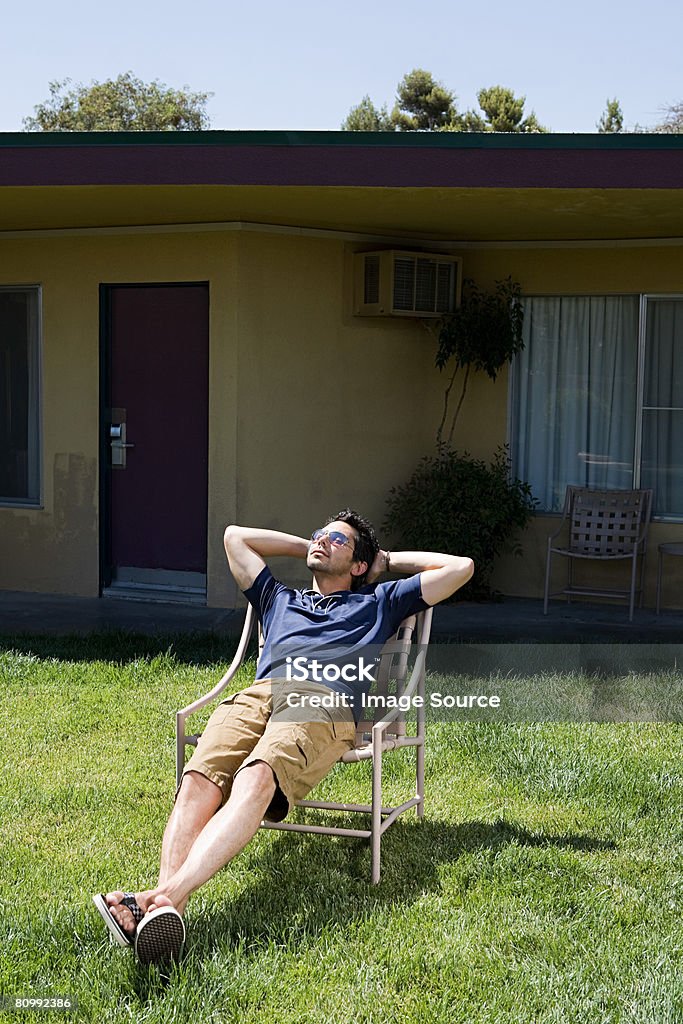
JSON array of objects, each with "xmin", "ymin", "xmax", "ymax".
[{"xmin": 365, "ymin": 548, "xmax": 390, "ymax": 586}]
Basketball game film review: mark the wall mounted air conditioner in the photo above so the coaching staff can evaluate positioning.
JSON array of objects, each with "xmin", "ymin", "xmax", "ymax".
[{"xmin": 353, "ymin": 250, "xmax": 462, "ymax": 318}]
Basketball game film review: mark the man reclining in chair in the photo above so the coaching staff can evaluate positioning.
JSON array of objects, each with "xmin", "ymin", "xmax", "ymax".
[{"xmin": 94, "ymin": 509, "xmax": 473, "ymax": 964}]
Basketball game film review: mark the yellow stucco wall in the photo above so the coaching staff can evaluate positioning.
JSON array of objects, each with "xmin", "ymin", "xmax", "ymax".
[
  {"xmin": 1, "ymin": 229, "xmax": 682, "ymax": 608},
  {"xmin": 0, "ymin": 228, "xmax": 444, "ymax": 603},
  {"xmin": 0, "ymin": 230, "xmax": 239, "ymax": 598},
  {"xmin": 217, "ymin": 233, "xmax": 446, "ymax": 604}
]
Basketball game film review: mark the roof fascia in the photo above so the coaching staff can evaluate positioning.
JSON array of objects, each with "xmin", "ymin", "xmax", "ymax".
[
  {"xmin": 1, "ymin": 219, "xmax": 682, "ymax": 249},
  {"xmin": 3, "ymin": 131, "xmax": 683, "ymax": 152}
]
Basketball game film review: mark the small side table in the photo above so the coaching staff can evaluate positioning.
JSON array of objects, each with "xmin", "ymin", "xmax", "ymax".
[{"xmin": 656, "ymin": 542, "xmax": 683, "ymax": 614}]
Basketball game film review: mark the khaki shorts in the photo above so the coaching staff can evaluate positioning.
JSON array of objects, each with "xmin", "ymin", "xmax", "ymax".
[{"xmin": 181, "ymin": 679, "xmax": 357, "ymax": 821}]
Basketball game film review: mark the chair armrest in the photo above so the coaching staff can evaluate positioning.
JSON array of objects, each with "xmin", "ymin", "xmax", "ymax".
[
  {"xmin": 176, "ymin": 604, "xmax": 255, "ymax": 722},
  {"xmin": 371, "ymin": 647, "xmax": 427, "ymax": 737},
  {"xmin": 371, "ymin": 607, "xmax": 432, "ymax": 736}
]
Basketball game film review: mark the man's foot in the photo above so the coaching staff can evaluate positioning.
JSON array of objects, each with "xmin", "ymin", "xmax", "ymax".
[
  {"xmin": 95, "ymin": 889, "xmax": 178, "ymax": 945},
  {"xmin": 93, "ymin": 892, "xmax": 145, "ymax": 946},
  {"xmin": 135, "ymin": 906, "xmax": 186, "ymax": 966}
]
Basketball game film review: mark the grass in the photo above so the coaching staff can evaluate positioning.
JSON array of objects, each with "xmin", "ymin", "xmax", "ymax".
[{"xmin": 0, "ymin": 634, "xmax": 681, "ymax": 1023}]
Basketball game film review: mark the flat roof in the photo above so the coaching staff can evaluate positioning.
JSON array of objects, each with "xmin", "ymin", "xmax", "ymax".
[
  {"xmin": 1, "ymin": 131, "xmax": 683, "ymax": 189},
  {"xmin": 1, "ymin": 132, "xmax": 683, "ymax": 241}
]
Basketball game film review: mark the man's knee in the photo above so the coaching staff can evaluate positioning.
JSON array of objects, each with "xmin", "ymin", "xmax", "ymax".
[
  {"xmin": 177, "ymin": 770, "xmax": 224, "ymax": 809},
  {"xmin": 233, "ymin": 759, "xmax": 277, "ymax": 800}
]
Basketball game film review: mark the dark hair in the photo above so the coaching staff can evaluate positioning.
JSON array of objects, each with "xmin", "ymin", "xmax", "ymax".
[{"xmin": 325, "ymin": 508, "xmax": 379, "ymax": 590}]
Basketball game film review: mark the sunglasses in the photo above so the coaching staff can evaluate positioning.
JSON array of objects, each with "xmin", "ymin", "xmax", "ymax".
[{"xmin": 310, "ymin": 528, "xmax": 354, "ymax": 551}]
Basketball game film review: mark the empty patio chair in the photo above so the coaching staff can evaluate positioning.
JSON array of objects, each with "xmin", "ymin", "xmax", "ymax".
[
  {"xmin": 175, "ymin": 602, "xmax": 433, "ymax": 883},
  {"xmin": 543, "ymin": 486, "xmax": 653, "ymax": 622}
]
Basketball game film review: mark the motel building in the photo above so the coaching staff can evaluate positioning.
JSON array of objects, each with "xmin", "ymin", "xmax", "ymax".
[{"xmin": 1, "ymin": 130, "xmax": 682, "ymax": 610}]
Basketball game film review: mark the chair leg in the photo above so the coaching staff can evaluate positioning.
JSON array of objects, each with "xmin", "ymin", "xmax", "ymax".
[
  {"xmin": 629, "ymin": 551, "xmax": 638, "ymax": 622},
  {"xmin": 371, "ymin": 748, "xmax": 382, "ymax": 884},
  {"xmin": 543, "ymin": 545, "xmax": 553, "ymax": 615},
  {"xmin": 175, "ymin": 719, "xmax": 185, "ymax": 791},
  {"xmin": 416, "ymin": 741, "xmax": 425, "ymax": 820},
  {"xmin": 567, "ymin": 557, "xmax": 573, "ymax": 605},
  {"xmin": 657, "ymin": 549, "xmax": 663, "ymax": 616}
]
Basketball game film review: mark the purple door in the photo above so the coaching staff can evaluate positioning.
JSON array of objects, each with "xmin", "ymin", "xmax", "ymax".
[{"xmin": 106, "ymin": 284, "xmax": 209, "ymax": 588}]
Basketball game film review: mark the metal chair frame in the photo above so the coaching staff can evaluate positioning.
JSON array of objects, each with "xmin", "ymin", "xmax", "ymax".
[
  {"xmin": 175, "ymin": 603, "xmax": 433, "ymax": 883},
  {"xmin": 543, "ymin": 486, "xmax": 653, "ymax": 622}
]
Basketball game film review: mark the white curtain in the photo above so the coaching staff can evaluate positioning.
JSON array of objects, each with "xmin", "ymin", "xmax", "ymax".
[
  {"xmin": 641, "ymin": 299, "xmax": 683, "ymax": 516},
  {"xmin": 511, "ymin": 296, "xmax": 639, "ymax": 512}
]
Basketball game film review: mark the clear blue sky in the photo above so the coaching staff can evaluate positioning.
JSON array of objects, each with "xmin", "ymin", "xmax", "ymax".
[{"xmin": 1, "ymin": 0, "xmax": 681, "ymax": 133}]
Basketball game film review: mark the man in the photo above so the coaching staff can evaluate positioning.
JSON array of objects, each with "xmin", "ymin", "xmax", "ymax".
[{"xmin": 94, "ymin": 509, "xmax": 473, "ymax": 964}]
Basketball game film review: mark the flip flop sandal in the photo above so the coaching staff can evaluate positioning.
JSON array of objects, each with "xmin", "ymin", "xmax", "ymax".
[
  {"xmin": 134, "ymin": 906, "xmax": 186, "ymax": 966},
  {"xmin": 92, "ymin": 892, "xmax": 145, "ymax": 947}
]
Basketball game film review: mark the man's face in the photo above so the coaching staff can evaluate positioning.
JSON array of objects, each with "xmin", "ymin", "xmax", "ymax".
[{"xmin": 306, "ymin": 520, "xmax": 361, "ymax": 578}]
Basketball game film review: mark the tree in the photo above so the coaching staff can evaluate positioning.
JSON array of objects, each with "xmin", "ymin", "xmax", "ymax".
[
  {"xmin": 389, "ymin": 68, "xmax": 458, "ymax": 130},
  {"xmin": 475, "ymin": 86, "xmax": 546, "ymax": 133},
  {"xmin": 448, "ymin": 86, "xmax": 547, "ymax": 133},
  {"xmin": 653, "ymin": 102, "xmax": 683, "ymax": 133},
  {"xmin": 341, "ymin": 95, "xmax": 393, "ymax": 131},
  {"xmin": 23, "ymin": 72, "xmax": 212, "ymax": 131},
  {"xmin": 343, "ymin": 72, "xmax": 546, "ymax": 134},
  {"xmin": 384, "ymin": 275, "xmax": 534, "ymax": 600},
  {"xmin": 390, "ymin": 69, "xmax": 456, "ymax": 131},
  {"xmin": 597, "ymin": 98, "xmax": 624, "ymax": 133},
  {"xmin": 435, "ymin": 277, "xmax": 525, "ymax": 447}
]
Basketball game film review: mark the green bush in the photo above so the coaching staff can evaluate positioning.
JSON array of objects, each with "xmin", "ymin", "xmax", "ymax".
[{"xmin": 384, "ymin": 446, "xmax": 537, "ymax": 599}]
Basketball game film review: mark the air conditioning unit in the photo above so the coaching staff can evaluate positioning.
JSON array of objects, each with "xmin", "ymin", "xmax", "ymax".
[{"xmin": 353, "ymin": 250, "xmax": 462, "ymax": 318}]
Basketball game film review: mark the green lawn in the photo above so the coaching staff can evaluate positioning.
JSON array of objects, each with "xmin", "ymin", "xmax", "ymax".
[{"xmin": 0, "ymin": 635, "xmax": 681, "ymax": 1024}]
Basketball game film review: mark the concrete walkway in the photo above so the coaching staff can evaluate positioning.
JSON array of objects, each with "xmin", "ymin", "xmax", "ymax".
[{"xmin": 0, "ymin": 588, "xmax": 681, "ymax": 643}]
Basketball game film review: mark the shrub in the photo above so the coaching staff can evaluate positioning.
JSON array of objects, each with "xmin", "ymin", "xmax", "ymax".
[{"xmin": 383, "ymin": 446, "xmax": 537, "ymax": 599}]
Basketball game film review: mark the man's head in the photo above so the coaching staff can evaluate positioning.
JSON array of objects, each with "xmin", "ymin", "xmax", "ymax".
[{"xmin": 306, "ymin": 508, "xmax": 379, "ymax": 592}]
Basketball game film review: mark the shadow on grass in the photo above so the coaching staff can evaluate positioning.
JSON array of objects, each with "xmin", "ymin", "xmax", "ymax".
[
  {"xmin": 122, "ymin": 814, "xmax": 618, "ymax": 1001},
  {"xmin": 117, "ymin": 815, "xmax": 618, "ymax": 1001},
  {"xmin": 178, "ymin": 816, "xmax": 616, "ymax": 964},
  {"xmin": 0, "ymin": 631, "xmax": 248, "ymax": 667}
]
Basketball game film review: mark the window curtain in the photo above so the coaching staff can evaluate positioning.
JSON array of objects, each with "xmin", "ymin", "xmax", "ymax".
[
  {"xmin": 511, "ymin": 296, "xmax": 639, "ymax": 512},
  {"xmin": 641, "ymin": 299, "xmax": 683, "ymax": 517}
]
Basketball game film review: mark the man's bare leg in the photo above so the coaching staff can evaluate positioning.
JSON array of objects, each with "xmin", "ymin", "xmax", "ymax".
[
  {"xmin": 106, "ymin": 762, "xmax": 276, "ymax": 934},
  {"xmin": 158, "ymin": 771, "xmax": 223, "ymax": 889}
]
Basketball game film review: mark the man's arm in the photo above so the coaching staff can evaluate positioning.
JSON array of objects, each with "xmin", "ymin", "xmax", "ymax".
[
  {"xmin": 223, "ymin": 525, "xmax": 310, "ymax": 591},
  {"xmin": 368, "ymin": 549, "xmax": 474, "ymax": 606}
]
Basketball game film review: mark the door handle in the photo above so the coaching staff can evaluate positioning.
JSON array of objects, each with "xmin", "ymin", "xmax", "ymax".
[{"xmin": 110, "ymin": 422, "xmax": 135, "ymax": 468}]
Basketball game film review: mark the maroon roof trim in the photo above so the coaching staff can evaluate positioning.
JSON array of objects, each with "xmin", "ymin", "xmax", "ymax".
[{"xmin": 1, "ymin": 145, "xmax": 682, "ymax": 189}]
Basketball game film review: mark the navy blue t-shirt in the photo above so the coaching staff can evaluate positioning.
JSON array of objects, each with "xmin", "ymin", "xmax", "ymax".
[{"xmin": 243, "ymin": 567, "xmax": 428, "ymax": 710}]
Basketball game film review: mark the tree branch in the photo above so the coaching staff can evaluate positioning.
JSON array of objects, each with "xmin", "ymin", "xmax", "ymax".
[
  {"xmin": 447, "ymin": 363, "xmax": 471, "ymax": 446},
  {"xmin": 436, "ymin": 362, "xmax": 460, "ymax": 446}
]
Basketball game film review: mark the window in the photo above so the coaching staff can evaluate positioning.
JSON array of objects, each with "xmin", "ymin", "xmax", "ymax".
[
  {"xmin": 640, "ymin": 297, "xmax": 683, "ymax": 518},
  {"xmin": 0, "ymin": 287, "xmax": 41, "ymax": 504},
  {"xmin": 510, "ymin": 294, "xmax": 683, "ymax": 520}
]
